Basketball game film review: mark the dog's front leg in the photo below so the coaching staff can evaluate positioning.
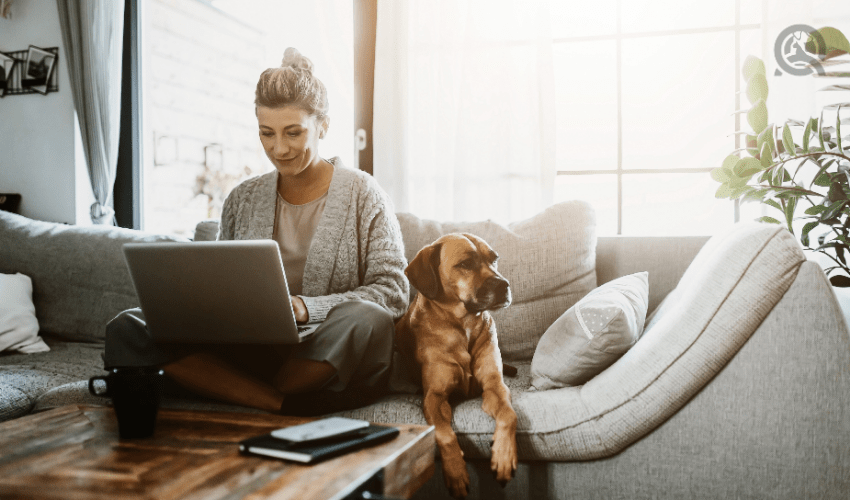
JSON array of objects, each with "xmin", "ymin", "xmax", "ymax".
[
  {"xmin": 473, "ymin": 353, "xmax": 518, "ymax": 486},
  {"xmin": 422, "ymin": 371, "xmax": 468, "ymax": 498}
]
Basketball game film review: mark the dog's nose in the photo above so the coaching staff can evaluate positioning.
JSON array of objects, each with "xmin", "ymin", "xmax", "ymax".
[
  {"xmin": 480, "ymin": 276, "xmax": 511, "ymax": 302},
  {"xmin": 491, "ymin": 278, "xmax": 509, "ymax": 297}
]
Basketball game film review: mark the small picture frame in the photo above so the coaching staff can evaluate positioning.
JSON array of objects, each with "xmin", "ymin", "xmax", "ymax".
[
  {"xmin": 21, "ymin": 45, "xmax": 56, "ymax": 95},
  {"xmin": 0, "ymin": 51, "xmax": 17, "ymax": 98}
]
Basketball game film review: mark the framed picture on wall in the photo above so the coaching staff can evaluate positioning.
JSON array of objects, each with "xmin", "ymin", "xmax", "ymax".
[
  {"xmin": 21, "ymin": 45, "xmax": 56, "ymax": 95},
  {"xmin": 0, "ymin": 51, "xmax": 17, "ymax": 98}
]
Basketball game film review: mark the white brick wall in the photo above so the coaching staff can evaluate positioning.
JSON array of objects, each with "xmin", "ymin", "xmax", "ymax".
[{"xmin": 143, "ymin": 0, "xmax": 271, "ymax": 237}]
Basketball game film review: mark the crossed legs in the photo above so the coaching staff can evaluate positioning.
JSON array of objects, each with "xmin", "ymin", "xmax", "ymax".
[{"xmin": 163, "ymin": 352, "xmax": 335, "ymax": 412}]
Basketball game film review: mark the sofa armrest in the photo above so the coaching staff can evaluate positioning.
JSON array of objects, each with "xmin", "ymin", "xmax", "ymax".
[{"xmin": 596, "ymin": 235, "xmax": 710, "ymax": 313}]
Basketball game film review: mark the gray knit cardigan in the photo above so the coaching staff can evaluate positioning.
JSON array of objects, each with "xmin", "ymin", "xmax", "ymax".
[{"xmin": 217, "ymin": 158, "xmax": 410, "ymax": 322}]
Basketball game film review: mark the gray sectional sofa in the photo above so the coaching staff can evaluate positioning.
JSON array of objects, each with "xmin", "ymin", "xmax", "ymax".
[{"xmin": 1, "ymin": 203, "xmax": 848, "ymax": 500}]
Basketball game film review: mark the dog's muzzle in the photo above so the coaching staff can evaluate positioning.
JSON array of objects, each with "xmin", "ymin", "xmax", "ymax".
[{"xmin": 467, "ymin": 276, "xmax": 512, "ymax": 313}]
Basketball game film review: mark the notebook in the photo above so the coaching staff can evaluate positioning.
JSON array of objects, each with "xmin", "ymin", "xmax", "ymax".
[
  {"xmin": 122, "ymin": 240, "xmax": 319, "ymax": 344},
  {"xmin": 239, "ymin": 425, "xmax": 400, "ymax": 464}
]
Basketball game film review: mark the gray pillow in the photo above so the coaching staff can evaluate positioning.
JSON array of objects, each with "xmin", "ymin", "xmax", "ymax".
[
  {"xmin": 0, "ymin": 211, "xmax": 188, "ymax": 343},
  {"xmin": 530, "ymin": 271, "xmax": 649, "ymax": 390}
]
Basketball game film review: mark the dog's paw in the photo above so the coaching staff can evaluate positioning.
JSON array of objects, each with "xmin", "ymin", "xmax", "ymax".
[
  {"xmin": 490, "ymin": 434, "xmax": 518, "ymax": 486},
  {"xmin": 442, "ymin": 456, "xmax": 470, "ymax": 498}
]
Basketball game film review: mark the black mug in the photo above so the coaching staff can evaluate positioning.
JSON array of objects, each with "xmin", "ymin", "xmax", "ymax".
[{"xmin": 89, "ymin": 368, "xmax": 165, "ymax": 439}]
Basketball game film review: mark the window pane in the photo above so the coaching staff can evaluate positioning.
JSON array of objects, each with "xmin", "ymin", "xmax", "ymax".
[
  {"xmin": 554, "ymin": 40, "xmax": 618, "ymax": 171},
  {"xmin": 621, "ymin": 173, "xmax": 733, "ymax": 236},
  {"xmin": 739, "ymin": 0, "xmax": 762, "ymax": 25},
  {"xmin": 621, "ymin": 0, "xmax": 735, "ymax": 33},
  {"xmin": 550, "ymin": 0, "xmax": 617, "ymax": 39},
  {"xmin": 554, "ymin": 174, "xmax": 618, "ymax": 235},
  {"xmin": 142, "ymin": 0, "xmax": 354, "ymax": 236},
  {"xmin": 621, "ymin": 32, "xmax": 736, "ymax": 170}
]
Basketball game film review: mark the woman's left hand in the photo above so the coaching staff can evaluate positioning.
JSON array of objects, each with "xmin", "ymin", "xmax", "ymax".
[{"xmin": 291, "ymin": 296, "xmax": 309, "ymax": 323}]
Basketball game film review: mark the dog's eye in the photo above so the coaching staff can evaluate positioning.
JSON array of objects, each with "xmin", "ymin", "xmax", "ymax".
[{"xmin": 457, "ymin": 259, "xmax": 474, "ymax": 269}]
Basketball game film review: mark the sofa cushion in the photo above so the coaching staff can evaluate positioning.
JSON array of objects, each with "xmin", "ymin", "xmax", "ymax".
[
  {"xmin": 0, "ymin": 211, "xmax": 188, "ymax": 342},
  {"xmin": 0, "ymin": 272, "xmax": 49, "ymax": 353},
  {"xmin": 0, "ymin": 336, "xmax": 106, "ymax": 422},
  {"xmin": 332, "ymin": 222, "xmax": 806, "ymax": 461},
  {"xmin": 396, "ymin": 201, "xmax": 597, "ymax": 360},
  {"xmin": 530, "ymin": 272, "xmax": 649, "ymax": 390}
]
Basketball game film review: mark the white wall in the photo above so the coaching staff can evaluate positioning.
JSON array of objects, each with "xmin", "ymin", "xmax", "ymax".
[{"xmin": 0, "ymin": 0, "xmax": 93, "ymax": 224}]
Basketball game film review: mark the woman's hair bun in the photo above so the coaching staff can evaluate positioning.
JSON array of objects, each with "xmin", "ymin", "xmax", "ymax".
[{"xmin": 281, "ymin": 47, "xmax": 313, "ymax": 72}]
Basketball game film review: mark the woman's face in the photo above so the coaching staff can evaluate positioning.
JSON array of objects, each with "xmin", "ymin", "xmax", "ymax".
[{"xmin": 257, "ymin": 105, "xmax": 328, "ymax": 178}]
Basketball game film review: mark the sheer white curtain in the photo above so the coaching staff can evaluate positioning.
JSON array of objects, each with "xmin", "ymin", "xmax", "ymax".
[
  {"xmin": 373, "ymin": 0, "xmax": 555, "ymax": 223},
  {"xmin": 56, "ymin": 0, "xmax": 124, "ymax": 225}
]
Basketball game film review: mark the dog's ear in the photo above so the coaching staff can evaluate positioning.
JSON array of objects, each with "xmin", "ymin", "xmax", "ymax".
[{"xmin": 406, "ymin": 243, "xmax": 443, "ymax": 300}]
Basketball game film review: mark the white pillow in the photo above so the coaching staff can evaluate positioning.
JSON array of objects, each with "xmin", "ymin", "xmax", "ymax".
[
  {"xmin": 530, "ymin": 272, "xmax": 648, "ymax": 391},
  {"xmin": 0, "ymin": 273, "xmax": 49, "ymax": 353}
]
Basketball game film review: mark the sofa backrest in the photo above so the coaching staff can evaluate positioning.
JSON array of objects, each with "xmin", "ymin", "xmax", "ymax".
[{"xmin": 0, "ymin": 211, "xmax": 188, "ymax": 343}]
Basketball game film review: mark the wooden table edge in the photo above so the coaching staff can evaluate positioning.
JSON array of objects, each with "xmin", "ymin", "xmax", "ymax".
[{"xmin": 7, "ymin": 404, "xmax": 436, "ymax": 500}]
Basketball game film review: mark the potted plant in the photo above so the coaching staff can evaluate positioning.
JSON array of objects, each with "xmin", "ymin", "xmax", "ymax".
[{"xmin": 712, "ymin": 26, "xmax": 850, "ymax": 286}]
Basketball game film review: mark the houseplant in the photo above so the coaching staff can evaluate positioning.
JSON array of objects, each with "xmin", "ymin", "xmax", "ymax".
[{"xmin": 712, "ymin": 26, "xmax": 850, "ymax": 286}]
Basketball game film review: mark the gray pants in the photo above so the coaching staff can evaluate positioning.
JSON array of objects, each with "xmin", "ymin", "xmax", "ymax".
[{"xmin": 103, "ymin": 300, "xmax": 395, "ymax": 415}]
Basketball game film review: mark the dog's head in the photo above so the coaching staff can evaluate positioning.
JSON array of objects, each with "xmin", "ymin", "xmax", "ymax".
[{"xmin": 406, "ymin": 233, "xmax": 512, "ymax": 313}]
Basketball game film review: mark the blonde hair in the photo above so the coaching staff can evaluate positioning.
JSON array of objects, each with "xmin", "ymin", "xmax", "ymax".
[{"xmin": 254, "ymin": 47, "xmax": 329, "ymax": 119}]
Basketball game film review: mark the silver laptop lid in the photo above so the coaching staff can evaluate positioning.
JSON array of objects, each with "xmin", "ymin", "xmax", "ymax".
[{"xmin": 123, "ymin": 240, "xmax": 315, "ymax": 344}]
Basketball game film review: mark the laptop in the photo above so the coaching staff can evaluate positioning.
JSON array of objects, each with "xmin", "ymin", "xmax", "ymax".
[{"xmin": 122, "ymin": 240, "xmax": 319, "ymax": 344}]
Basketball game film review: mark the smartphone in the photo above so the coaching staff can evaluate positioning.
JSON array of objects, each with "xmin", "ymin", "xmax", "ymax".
[{"xmin": 270, "ymin": 417, "xmax": 370, "ymax": 443}]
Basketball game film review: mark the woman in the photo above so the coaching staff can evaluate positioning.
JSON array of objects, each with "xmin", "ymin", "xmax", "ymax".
[{"xmin": 104, "ymin": 48, "xmax": 409, "ymax": 415}]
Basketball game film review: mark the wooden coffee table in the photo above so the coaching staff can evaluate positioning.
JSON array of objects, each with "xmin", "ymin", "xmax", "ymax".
[{"xmin": 0, "ymin": 404, "xmax": 435, "ymax": 500}]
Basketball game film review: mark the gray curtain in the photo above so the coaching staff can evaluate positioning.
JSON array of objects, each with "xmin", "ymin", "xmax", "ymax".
[{"xmin": 56, "ymin": 0, "xmax": 124, "ymax": 225}]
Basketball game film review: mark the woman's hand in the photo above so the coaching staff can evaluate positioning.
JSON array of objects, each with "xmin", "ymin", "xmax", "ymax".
[{"xmin": 291, "ymin": 296, "xmax": 309, "ymax": 323}]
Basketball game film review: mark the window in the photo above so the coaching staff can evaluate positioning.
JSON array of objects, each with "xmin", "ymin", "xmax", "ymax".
[
  {"xmin": 552, "ymin": 0, "xmax": 763, "ymax": 235},
  {"xmin": 139, "ymin": 0, "xmax": 354, "ymax": 237}
]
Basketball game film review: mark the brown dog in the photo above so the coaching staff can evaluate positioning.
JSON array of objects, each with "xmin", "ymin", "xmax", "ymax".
[{"xmin": 395, "ymin": 233, "xmax": 518, "ymax": 498}]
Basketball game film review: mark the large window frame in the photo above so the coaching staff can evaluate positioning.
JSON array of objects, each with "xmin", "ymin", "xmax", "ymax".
[
  {"xmin": 115, "ymin": 0, "xmax": 143, "ymax": 230},
  {"xmin": 554, "ymin": 0, "xmax": 758, "ymax": 234}
]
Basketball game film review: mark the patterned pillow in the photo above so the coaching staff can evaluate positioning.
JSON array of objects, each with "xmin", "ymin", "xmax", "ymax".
[{"xmin": 530, "ymin": 272, "xmax": 649, "ymax": 390}]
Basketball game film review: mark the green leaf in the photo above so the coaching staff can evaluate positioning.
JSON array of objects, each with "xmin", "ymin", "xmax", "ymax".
[
  {"xmin": 764, "ymin": 198, "xmax": 783, "ymax": 213},
  {"xmin": 733, "ymin": 157, "xmax": 763, "ymax": 177},
  {"xmin": 746, "ymin": 73, "xmax": 769, "ymax": 105},
  {"xmin": 757, "ymin": 126, "xmax": 775, "ymax": 159},
  {"xmin": 785, "ymin": 197, "xmax": 797, "ymax": 234},
  {"xmin": 741, "ymin": 189, "xmax": 764, "ymax": 204},
  {"xmin": 711, "ymin": 167, "xmax": 730, "ymax": 183},
  {"xmin": 742, "ymin": 55, "xmax": 766, "ymax": 81},
  {"xmin": 805, "ymin": 204, "xmax": 827, "ymax": 215},
  {"xmin": 815, "ymin": 173, "xmax": 832, "ymax": 187},
  {"xmin": 782, "ymin": 124, "xmax": 796, "ymax": 157},
  {"xmin": 803, "ymin": 118, "xmax": 814, "ymax": 154},
  {"xmin": 822, "ymin": 200, "xmax": 847, "ymax": 220},
  {"xmin": 756, "ymin": 216, "xmax": 782, "ymax": 225},
  {"xmin": 838, "ymin": 105, "xmax": 845, "ymax": 154},
  {"xmin": 760, "ymin": 142, "xmax": 773, "ymax": 168},
  {"xmin": 730, "ymin": 185, "xmax": 754, "ymax": 200},
  {"xmin": 748, "ymin": 99, "xmax": 768, "ymax": 134},
  {"xmin": 801, "ymin": 221, "xmax": 820, "ymax": 246},
  {"xmin": 805, "ymin": 27, "xmax": 850, "ymax": 56},
  {"xmin": 715, "ymin": 183, "xmax": 735, "ymax": 199}
]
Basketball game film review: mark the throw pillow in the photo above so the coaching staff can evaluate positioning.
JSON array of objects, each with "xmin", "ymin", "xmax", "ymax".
[
  {"xmin": 0, "ymin": 272, "xmax": 49, "ymax": 353},
  {"xmin": 530, "ymin": 271, "xmax": 649, "ymax": 390}
]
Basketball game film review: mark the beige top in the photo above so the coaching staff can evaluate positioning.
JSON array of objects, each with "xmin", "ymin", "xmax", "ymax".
[{"xmin": 272, "ymin": 191, "xmax": 328, "ymax": 295}]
